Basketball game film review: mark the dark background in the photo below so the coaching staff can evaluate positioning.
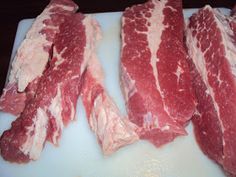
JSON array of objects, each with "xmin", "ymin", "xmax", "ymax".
[{"xmin": 0, "ymin": 0, "xmax": 235, "ymax": 94}]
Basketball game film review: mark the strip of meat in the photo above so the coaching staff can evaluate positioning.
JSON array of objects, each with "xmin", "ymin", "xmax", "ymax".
[
  {"xmin": 120, "ymin": 0, "xmax": 195, "ymax": 147},
  {"xmin": 0, "ymin": 14, "xmax": 100, "ymax": 163},
  {"xmin": 0, "ymin": 0, "xmax": 78, "ymax": 116},
  {"xmin": 185, "ymin": 5, "xmax": 236, "ymax": 176},
  {"xmin": 81, "ymin": 56, "xmax": 139, "ymax": 155}
]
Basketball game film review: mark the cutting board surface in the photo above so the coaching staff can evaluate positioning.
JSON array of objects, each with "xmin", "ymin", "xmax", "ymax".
[{"xmin": 0, "ymin": 9, "xmax": 230, "ymax": 177}]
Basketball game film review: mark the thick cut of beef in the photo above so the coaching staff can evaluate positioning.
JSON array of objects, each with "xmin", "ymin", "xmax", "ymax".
[
  {"xmin": 120, "ymin": 0, "xmax": 195, "ymax": 147},
  {"xmin": 0, "ymin": 14, "xmax": 100, "ymax": 163},
  {"xmin": 185, "ymin": 5, "xmax": 236, "ymax": 176},
  {"xmin": 0, "ymin": 0, "xmax": 78, "ymax": 116},
  {"xmin": 82, "ymin": 56, "xmax": 139, "ymax": 155}
]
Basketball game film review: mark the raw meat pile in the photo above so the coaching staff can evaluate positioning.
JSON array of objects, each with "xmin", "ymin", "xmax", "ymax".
[
  {"xmin": 0, "ymin": 10, "xmax": 93, "ymax": 163},
  {"xmin": 0, "ymin": 0, "xmax": 138, "ymax": 163},
  {"xmin": 0, "ymin": 0, "xmax": 235, "ymax": 176}
]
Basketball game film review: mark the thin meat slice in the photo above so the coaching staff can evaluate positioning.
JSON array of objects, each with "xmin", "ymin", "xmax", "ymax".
[
  {"xmin": 82, "ymin": 56, "xmax": 139, "ymax": 155},
  {"xmin": 185, "ymin": 5, "xmax": 236, "ymax": 176},
  {"xmin": 120, "ymin": 0, "xmax": 195, "ymax": 147},
  {"xmin": 0, "ymin": 0, "xmax": 78, "ymax": 116},
  {"xmin": 0, "ymin": 14, "xmax": 100, "ymax": 163}
]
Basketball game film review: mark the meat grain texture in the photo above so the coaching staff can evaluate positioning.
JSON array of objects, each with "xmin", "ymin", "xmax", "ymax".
[
  {"xmin": 81, "ymin": 56, "xmax": 139, "ymax": 155},
  {"xmin": 0, "ymin": 12, "xmax": 100, "ymax": 163},
  {"xmin": 0, "ymin": 0, "xmax": 78, "ymax": 116},
  {"xmin": 120, "ymin": 0, "xmax": 195, "ymax": 147},
  {"xmin": 185, "ymin": 5, "xmax": 236, "ymax": 176}
]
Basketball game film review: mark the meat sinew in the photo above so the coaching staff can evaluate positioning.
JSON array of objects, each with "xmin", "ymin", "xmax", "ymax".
[
  {"xmin": 0, "ymin": 14, "xmax": 100, "ymax": 163},
  {"xmin": 82, "ymin": 56, "xmax": 139, "ymax": 155},
  {"xmin": 185, "ymin": 5, "xmax": 236, "ymax": 176},
  {"xmin": 0, "ymin": 0, "xmax": 78, "ymax": 116},
  {"xmin": 120, "ymin": 0, "xmax": 195, "ymax": 147}
]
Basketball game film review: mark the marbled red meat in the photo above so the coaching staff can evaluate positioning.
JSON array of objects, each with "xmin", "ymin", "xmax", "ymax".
[
  {"xmin": 185, "ymin": 5, "xmax": 236, "ymax": 176},
  {"xmin": 0, "ymin": 13, "xmax": 100, "ymax": 163},
  {"xmin": 120, "ymin": 0, "xmax": 195, "ymax": 147},
  {"xmin": 0, "ymin": 0, "xmax": 78, "ymax": 116},
  {"xmin": 82, "ymin": 56, "xmax": 138, "ymax": 155}
]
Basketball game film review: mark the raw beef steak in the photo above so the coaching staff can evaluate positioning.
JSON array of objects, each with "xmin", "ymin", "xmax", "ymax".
[
  {"xmin": 120, "ymin": 0, "xmax": 195, "ymax": 147},
  {"xmin": 185, "ymin": 5, "xmax": 236, "ymax": 176},
  {"xmin": 0, "ymin": 14, "xmax": 100, "ymax": 163},
  {"xmin": 82, "ymin": 56, "xmax": 139, "ymax": 155},
  {"xmin": 0, "ymin": 0, "xmax": 78, "ymax": 116}
]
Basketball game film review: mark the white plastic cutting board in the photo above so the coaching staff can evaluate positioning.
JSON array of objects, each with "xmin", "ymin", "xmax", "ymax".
[{"xmin": 0, "ymin": 8, "xmax": 230, "ymax": 177}]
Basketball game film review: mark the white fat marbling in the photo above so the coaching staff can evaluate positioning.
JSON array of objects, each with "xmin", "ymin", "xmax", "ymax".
[
  {"xmin": 48, "ymin": 86, "xmax": 64, "ymax": 144},
  {"xmin": 9, "ymin": 5, "xmax": 53, "ymax": 91},
  {"xmin": 8, "ymin": 1, "xmax": 75, "ymax": 92},
  {"xmin": 54, "ymin": 47, "xmax": 67, "ymax": 69},
  {"xmin": 20, "ymin": 107, "xmax": 48, "ymax": 160},
  {"xmin": 81, "ymin": 15, "xmax": 102, "ymax": 75},
  {"xmin": 147, "ymin": 0, "xmax": 167, "ymax": 98},
  {"xmin": 185, "ymin": 10, "xmax": 224, "ymax": 134},
  {"xmin": 86, "ymin": 56, "xmax": 138, "ymax": 155},
  {"xmin": 69, "ymin": 100, "xmax": 75, "ymax": 121},
  {"xmin": 214, "ymin": 8, "xmax": 236, "ymax": 78},
  {"xmin": 120, "ymin": 65, "xmax": 137, "ymax": 101},
  {"xmin": 90, "ymin": 93, "xmax": 138, "ymax": 155},
  {"xmin": 175, "ymin": 64, "xmax": 184, "ymax": 83},
  {"xmin": 56, "ymin": 4, "xmax": 75, "ymax": 12}
]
